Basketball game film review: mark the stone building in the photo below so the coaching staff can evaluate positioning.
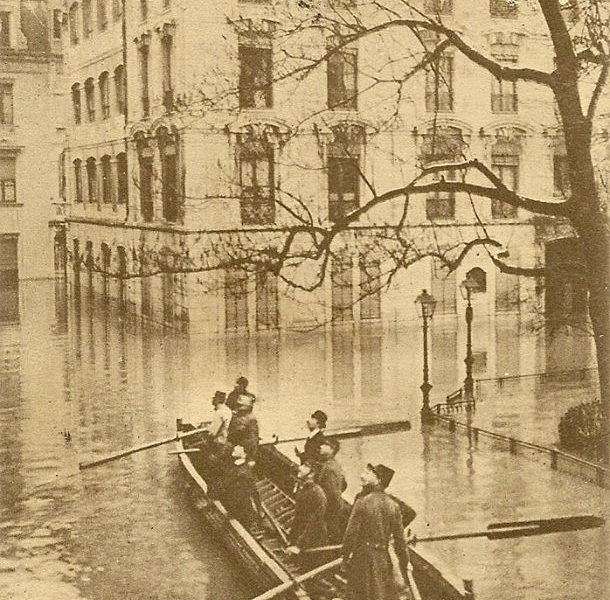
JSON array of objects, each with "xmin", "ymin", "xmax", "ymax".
[
  {"xmin": 58, "ymin": 0, "xmax": 596, "ymax": 334},
  {"xmin": 0, "ymin": 0, "xmax": 63, "ymax": 321}
]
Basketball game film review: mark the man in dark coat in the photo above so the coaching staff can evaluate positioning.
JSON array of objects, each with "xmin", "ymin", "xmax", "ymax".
[
  {"xmin": 227, "ymin": 395, "xmax": 259, "ymax": 463},
  {"xmin": 316, "ymin": 437, "xmax": 348, "ymax": 542},
  {"xmin": 286, "ymin": 461, "xmax": 328, "ymax": 567},
  {"xmin": 342, "ymin": 463, "xmax": 410, "ymax": 600},
  {"xmin": 213, "ymin": 445, "xmax": 258, "ymax": 527},
  {"xmin": 294, "ymin": 410, "xmax": 327, "ymax": 465},
  {"xmin": 226, "ymin": 376, "xmax": 256, "ymax": 411}
]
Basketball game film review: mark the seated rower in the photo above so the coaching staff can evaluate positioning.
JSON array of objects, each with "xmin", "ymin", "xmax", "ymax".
[{"xmin": 294, "ymin": 410, "xmax": 327, "ymax": 465}]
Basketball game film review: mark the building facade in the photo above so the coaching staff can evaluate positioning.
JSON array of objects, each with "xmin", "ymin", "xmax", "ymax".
[
  {"xmin": 0, "ymin": 0, "xmax": 63, "ymax": 321},
  {"xmin": 59, "ymin": 0, "xmax": 596, "ymax": 334}
]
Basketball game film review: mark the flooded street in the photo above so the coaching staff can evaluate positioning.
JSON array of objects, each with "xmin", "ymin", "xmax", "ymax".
[{"xmin": 0, "ymin": 280, "xmax": 606, "ymax": 600}]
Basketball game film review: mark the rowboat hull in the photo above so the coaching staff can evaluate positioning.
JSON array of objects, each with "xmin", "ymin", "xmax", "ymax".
[{"xmin": 176, "ymin": 420, "xmax": 470, "ymax": 600}]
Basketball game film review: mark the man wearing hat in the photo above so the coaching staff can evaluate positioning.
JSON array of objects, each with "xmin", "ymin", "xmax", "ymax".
[
  {"xmin": 316, "ymin": 437, "xmax": 348, "ymax": 542},
  {"xmin": 206, "ymin": 390, "xmax": 232, "ymax": 448},
  {"xmin": 226, "ymin": 376, "xmax": 256, "ymax": 412},
  {"xmin": 342, "ymin": 463, "xmax": 410, "ymax": 600},
  {"xmin": 227, "ymin": 394, "xmax": 259, "ymax": 463},
  {"xmin": 295, "ymin": 410, "xmax": 327, "ymax": 465}
]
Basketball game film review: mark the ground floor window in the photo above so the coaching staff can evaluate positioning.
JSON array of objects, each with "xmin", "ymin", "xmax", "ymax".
[
  {"xmin": 359, "ymin": 260, "xmax": 381, "ymax": 320},
  {"xmin": 256, "ymin": 271, "xmax": 278, "ymax": 330},
  {"xmin": 225, "ymin": 270, "xmax": 248, "ymax": 330},
  {"xmin": 0, "ymin": 235, "xmax": 18, "ymax": 322},
  {"xmin": 431, "ymin": 261, "xmax": 457, "ymax": 314},
  {"xmin": 331, "ymin": 258, "xmax": 353, "ymax": 322}
]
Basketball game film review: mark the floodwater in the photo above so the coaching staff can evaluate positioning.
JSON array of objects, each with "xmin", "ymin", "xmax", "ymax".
[{"xmin": 0, "ymin": 279, "xmax": 606, "ymax": 600}]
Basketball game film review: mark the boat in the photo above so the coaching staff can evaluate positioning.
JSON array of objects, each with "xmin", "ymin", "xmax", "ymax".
[{"xmin": 174, "ymin": 419, "xmax": 472, "ymax": 600}]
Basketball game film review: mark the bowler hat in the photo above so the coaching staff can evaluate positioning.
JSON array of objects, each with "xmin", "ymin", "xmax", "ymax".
[
  {"xmin": 311, "ymin": 410, "xmax": 328, "ymax": 427},
  {"xmin": 236, "ymin": 376, "xmax": 249, "ymax": 387},
  {"xmin": 367, "ymin": 463, "xmax": 395, "ymax": 489},
  {"xmin": 212, "ymin": 390, "xmax": 226, "ymax": 403}
]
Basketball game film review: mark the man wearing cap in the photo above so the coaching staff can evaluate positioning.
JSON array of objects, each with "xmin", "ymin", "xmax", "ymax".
[
  {"xmin": 286, "ymin": 461, "xmax": 328, "ymax": 568},
  {"xmin": 342, "ymin": 463, "xmax": 410, "ymax": 600},
  {"xmin": 316, "ymin": 437, "xmax": 348, "ymax": 542},
  {"xmin": 295, "ymin": 410, "xmax": 327, "ymax": 465},
  {"xmin": 227, "ymin": 394, "xmax": 259, "ymax": 463},
  {"xmin": 226, "ymin": 376, "xmax": 255, "ymax": 412}
]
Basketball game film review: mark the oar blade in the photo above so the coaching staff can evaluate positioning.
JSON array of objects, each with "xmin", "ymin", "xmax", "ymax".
[{"xmin": 487, "ymin": 515, "xmax": 605, "ymax": 533}]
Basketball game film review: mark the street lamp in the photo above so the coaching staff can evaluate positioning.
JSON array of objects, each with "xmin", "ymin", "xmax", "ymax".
[
  {"xmin": 415, "ymin": 289, "xmax": 437, "ymax": 422},
  {"xmin": 460, "ymin": 276, "xmax": 479, "ymax": 401}
]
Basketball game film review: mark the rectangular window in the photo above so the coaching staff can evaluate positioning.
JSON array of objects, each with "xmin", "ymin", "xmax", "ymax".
[
  {"xmin": 161, "ymin": 35, "xmax": 173, "ymax": 111},
  {"xmin": 256, "ymin": 271, "xmax": 279, "ymax": 329},
  {"xmin": 53, "ymin": 9, "xmax": 63, "ymax": 39},
  {"xmin": 117, "ymin": 153, "xmax": 128, "ymax": 204},
  {"xmin": 426, "ymin": 190, "xmax": 455, "ymax": 219},
  {"xmin": 553, "ymin": 153, "xmax": 570, "ymax": 196},
  {"xmin": 239, "ymin": 142, "xmax": 275, "ymax": 225},
  {"xmin": 424, "ymin": 0, "xmax": 453, "ymax": 14},
  {"xmin": 490, "ymin": 0, "xmax": 518, "ymax": 18},
  {"xmin": 138, "ymin": 149, "xmax": 153, "ymax": 221},
  {"xmin": 69, "ymin": 5, "xmax": 79, "ymax": 44},
  {"xmin": 331, "ymin": 259, "xmax": 353, "ymax": 322},
  {"xmin": 74, "ymin": 159, "xmax": 83, "ymax": 203},
  {"xmin": 0, "ymin": 156, "xmax": 16, "ymax": 203},
  {"xmin": 86, "ymin": 159, "xmax": 97, "ymax": 203},
  {"xmin": 0, "ymin": 12, "xmax": 10, "ymax": 47},
  {"xmin": 72, "ymin": 84, "xmax": 81, "ymax": 124},
  {"xmin": 327, "ymin": 48, "xmax": 357, "ymax": 110},
  {"xmin": 491, "ymin": 154, "xmax": 519, "ymax": 218},
  {"xmin": 225, "ymin": 270, "xmax": 248, "ymax": 330},
  {"xmin": 491, "ymin": 78, "xmax": 518, "ymax": 112},
  {"xmin": 359, "ymin": 260, "xmax": 381, "ymax": 320},
  {"xmin": 98, "ymin": 0, "xmax": 108, "ymax": 31},
  {"xmin": 85, "ymin": 79, "xmax": 95, "ymax": 121},
  {"xmin": 239, "ymin": 45, "xmax": 273, "ymax": 109},
  {"xmin": 328, "ymin": 156, "xmax": 359, "ymax": 221},
  {"xmin": 0, "ymin": 83, "xmax": 13, "ymax": 124},
  {"xmin": 430, "ymin": 262, "xmax": 457, "ymax": 314},
  {"xmin": 83, "ymin": 0, "xmax": 92, "ymax": 38},
  {"xmin": 100, "ymin": 74, "xmax": 110, "ymax": 119},
  {"xmin": 141, "ymin": 277, "xmax": 152, "ymax": 317},
  {"xmin": 114, "ymin": 65, "xmax": 125, "ymax": 115},
  {"xmin": 139, "ymin": 46, "xmax": 150, "ymax": 116},
  {"xmin": 101, "ymin": 156, "xmax": 112, "ymax": 203},
  {"xmin": 425, "ymin": 54, "xmax": 453, "ymax": 112}
]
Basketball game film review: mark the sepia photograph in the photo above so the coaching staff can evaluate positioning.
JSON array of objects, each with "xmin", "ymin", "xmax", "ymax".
[{"xmin": 0, "ymin": 1, "xmax": 608, "ymax": 599}]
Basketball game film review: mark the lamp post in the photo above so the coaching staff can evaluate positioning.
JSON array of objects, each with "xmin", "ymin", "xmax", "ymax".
[
  {"xmin": 460, "ymin": 276, "xmax": 478, "ymax": 401},
  {"xmin": 415, "ymin": 289, "xmax": 437, "ymax": 423}
]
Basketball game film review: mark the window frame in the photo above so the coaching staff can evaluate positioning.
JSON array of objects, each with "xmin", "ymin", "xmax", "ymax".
[
  {"xmin": 99, "ymin": 71, "xmax": 110, "ymax": 119},
  {"xmin": 491, "ymin": 145, "xmax": 519, "ymax": 219},
  {"xmin": 0, "ymin": 82, "xmax": 13, "ymax": 125},
  {"xmin": 327, "ymin": 46, "xmax": 358, "ymax": 110},
  {"xmin": 238, "ymin": 44, "xmax": 273, "ymax": 109},
  {"xmin": 84, "ymin": 78, "xmax": 96, "ymax": 121},
  {"xmin": 73, "ymin": 158, "xmax": 83, "ymax": 203},
  {"xmin": 86, "ymin": 157, "xmax": 97, "ymax": 204},
  {"xmin": 425, "ymin": 53, "xmax": 454, "ymax": 113},
  {"xmin": 0, "ymin": 156, "xmax": 16, "ymax": 204}
]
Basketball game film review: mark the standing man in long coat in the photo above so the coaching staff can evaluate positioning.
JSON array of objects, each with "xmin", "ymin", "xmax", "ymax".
[
  {"xmin": 286, "ymin": 461, "xmax": 328, "ymax": 568},
  {"xmin": 342, "ymin": 463, "xmax": 410, "ymax": 600},
  {"xmin": 227, "ymin": 395, "xmax": 259, "ymax": 463},
  {"xmin": 316, "ymin": 437, "xmax": 348, "ymax": 542},
  {"xmin": 294, "ymin": 410, "xmax": 327, "ymax": 465}
]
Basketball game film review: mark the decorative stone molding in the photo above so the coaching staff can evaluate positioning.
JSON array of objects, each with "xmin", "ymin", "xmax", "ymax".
[
  {"xmin": 155, "ymin": 21, "xmax": 176, "ymax": 38},
  {"xmin": 134, "ymin": 31, "xmax": 151, "ymax": 48},
  {"xmin": 226, "ymin": 116, "xmax": 291, "ymax": 148}
]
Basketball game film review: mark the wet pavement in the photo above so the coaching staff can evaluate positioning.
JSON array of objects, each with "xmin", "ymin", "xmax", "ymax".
[{"xmin": 0, "ymin": 279, "xmax": 606, "ymax": 599}]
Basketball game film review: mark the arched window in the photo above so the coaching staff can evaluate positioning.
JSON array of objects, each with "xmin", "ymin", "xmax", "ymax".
[
  {"xmin": 157, "ymin": 127, "xmax": 180, "ymax": 223},
  {"xmin": 97, "ymin": 0, "xmax": 107, "ymax": 31},
  {"xmin": 73, "ymin": 159, "xmax": 83, "ymax": 203},
  {"xmin": 114, "ymin": 65, "xmax": 125, "ymax": 114},
  {"xmin": 100, "ymin": 155, "xmax": 112, "ymax": 204},
  {"xmin": 116, "ymin": 152, "xmax": 128, "ymax": 204},
  {"xmin": 82, "ymin": 0, "xmax": 92, "ymax": 38},
  {"xmin": 237, "ymin": 127, "xmax": 275, "ymax": 225},
  {"xmin": 466, "ymin": 267, "xmax": 487, "ymax": 293},
  {"xmin": 99, "ymin": 71, "xmax": 110, "ymax": 119},
  {"xmin": 491, "ymin": 137, "xmax": 519, "ymax": 218},
  {"xmin": 421, "ymin": 125, "xmax": 464, "ymax": 220},
  {"xmin": 84, "ymin": 77, "xmax": 95, "ymax": 121},
  {"xmin": 86, "ymin": 157, "xmax": 97, "ymax": 203},
  {"xmin": 69, "ymin": 3, "xmax": 79, "ymax": 45},
  {"xmin": 327, "ymin": 123, "xmax": 364, "ymax": 222},
  {"xmin": 71, "ymin": 83, "xmax": 81, "ymax": 124}
]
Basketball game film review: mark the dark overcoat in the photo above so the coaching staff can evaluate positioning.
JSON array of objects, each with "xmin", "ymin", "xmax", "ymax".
[
  {"xmin": 227, "ymin": 412, "xmax": 259, "ymax": 461},
  {"xmin": 289, "ymin": 480, "xmax": 328, "ymax": 550},
  {"xmin": 342, "ymin": 489, "xmax": 410, "ymax": 600},
  {"xmin": 215, "ymin": 462, "xmax": 257, "ymax": 527},
  {"xmin": 297, "ymin": 430, "xmax": 326, "ymax": 464},
  {"xmin": 317, "ymin": 457, "xmax": 348, "ymax": 542}
]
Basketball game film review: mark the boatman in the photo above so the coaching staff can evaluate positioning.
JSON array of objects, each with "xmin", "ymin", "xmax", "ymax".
[
  {"xmin": 342, "ymin": 463, "xmax": 410, "ymax": 600},
  {"xmin": 213, "ymin": 445, "xmax": 258, "ymax": 528},
  {"xmin": 226, "ymin": 376, "xmax": 256, "ymax": 412},
  {"xmin": 294, "ymin": 410, "xmax": 327, "ymax": 465},
  {"xmin": 316, "ymin": 437, "xmax": 348, "ymax": 542},
  {"xmin": 227, "ymin": 395, "xmax": 259, "ymax": 464},
  {"xmin": 286, "ymin": 461, "xmax": 328, "ymax": 568}
]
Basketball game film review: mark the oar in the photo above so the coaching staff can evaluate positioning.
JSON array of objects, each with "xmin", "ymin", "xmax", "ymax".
[
  {"xmin": 79, "ymin": 425, "xmax": 210, "ymax": 470},
  {"xmin": 260, "ymin": 419, "xmax": 411, "ymax": 446},
  {"xmin": 250, "ymin": 557, "xmax": 342, "ymax": 600},
  {"xmin": 300, "ymin": 515, "xmax": 606, "ymax": 554}
]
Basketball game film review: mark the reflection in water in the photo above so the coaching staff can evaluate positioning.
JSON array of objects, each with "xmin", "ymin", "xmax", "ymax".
[{"xmin": 0, "ymin": 280, "xmax": 604, "ymax": 600}]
